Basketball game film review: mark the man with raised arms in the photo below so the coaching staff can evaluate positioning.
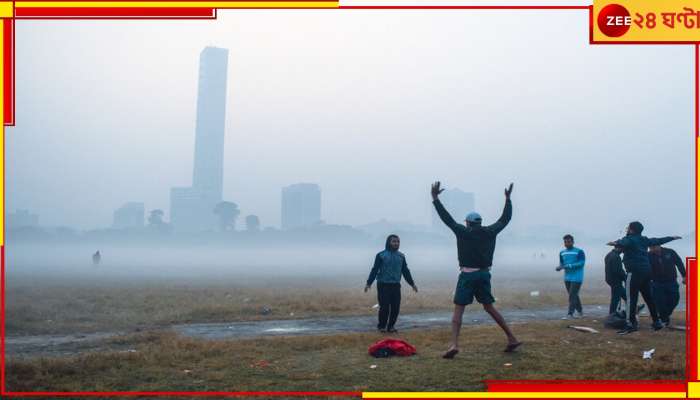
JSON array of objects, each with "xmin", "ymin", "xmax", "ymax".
[{"xmin": 432, "ymin": 181, "xmax": 521, "ymax": 358}]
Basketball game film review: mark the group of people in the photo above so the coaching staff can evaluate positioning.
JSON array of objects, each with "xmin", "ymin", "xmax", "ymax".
[
  {"xmin": 364, "ymin": 181, "xmax": 687, "ymax": 358},
  {"xmin": 604, "ymin": 227, "xmax": 685, "ymax": 333},
  {"xmin": 555, "ymin": 228, "xmax": 685, "ymax": 335}
]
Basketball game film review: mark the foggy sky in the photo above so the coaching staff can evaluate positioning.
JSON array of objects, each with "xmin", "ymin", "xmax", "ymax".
[{"xmin": 8, "ymin": 10, "xmax": 695, "ymax": 237}]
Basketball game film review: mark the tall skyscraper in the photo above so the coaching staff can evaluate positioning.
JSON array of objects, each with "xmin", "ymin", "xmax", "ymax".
[
  {"xmin": 281, "ymin": 183, "xmax": 321, "ymax": 230},
  {"xmin": 432, "ymin": 188, "xmax": 476, "ymax": 232},
  {"xmin": 112, "ymin": 202, "xmax": 145, "ymax": 229},
  {"xmin": 171, "ymin": 47, "xmax": 229, "ymax": 232}
]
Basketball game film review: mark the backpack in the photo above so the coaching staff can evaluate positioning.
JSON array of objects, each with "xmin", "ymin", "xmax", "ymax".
[
  {"xmin": 604, "ymin": 300, "xmax": 627, "ymax": 329},
  {"xmin": 368, "ymin": 338, "xmax": 416, "ymax": 358}
]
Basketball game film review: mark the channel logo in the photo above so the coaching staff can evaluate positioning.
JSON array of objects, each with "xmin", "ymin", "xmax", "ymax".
[{"xmin": 597, "ymin": 3, "xmax": 632, "ymax": 37}]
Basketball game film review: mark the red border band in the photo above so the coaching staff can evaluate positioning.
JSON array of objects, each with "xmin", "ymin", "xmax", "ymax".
[
  {"xmin": 15, "ymin": 7, "xmax": 217, "ymax": 18},
  {"xmin": 485, "ymin": 380, "xmax": 687, "ymax": 392}
]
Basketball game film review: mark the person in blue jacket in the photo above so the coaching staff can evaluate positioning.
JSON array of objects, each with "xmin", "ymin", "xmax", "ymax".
[
  {"xmin": 365, "ymin": 234, "xmax": 418, "ymax": 333},
  {"xmin": 557, "ymin": 234, "xmax": 585, "ymax": 319}
]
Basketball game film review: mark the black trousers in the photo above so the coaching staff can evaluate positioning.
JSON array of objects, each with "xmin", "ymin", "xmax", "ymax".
[
  {"xmin": 565, "ymin": 281, "xmax": 582, "ymax": 315},
  {"xmin": 652, "ymin": 281, "xmax": 680, "ymax": 323},
  {"xmin": 608, "ymin": 281, "xmax": 627, "ymax": 315},
  {"xmin": 377, "ymin": 282, "xmax": 401, "ymax": 330},
  {"xmin": 626, "ymin": 269, "xmax": 659, "ymax": 326}
]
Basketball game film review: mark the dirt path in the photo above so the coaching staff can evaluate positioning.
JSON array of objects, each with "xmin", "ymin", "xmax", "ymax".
[{"xmin": 6, "ymin": 304, "xmax": 682, "ymax": 358}]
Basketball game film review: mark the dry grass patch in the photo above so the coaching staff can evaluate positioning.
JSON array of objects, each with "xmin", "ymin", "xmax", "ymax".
[{"xmin": 7, "ymin": 314, "xmax": 686, "ymax": 393}]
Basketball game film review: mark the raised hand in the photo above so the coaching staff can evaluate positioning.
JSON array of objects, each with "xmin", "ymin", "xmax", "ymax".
[
  {"xmin": 431, "ymin": 181, "xmax": 445, "ymax": 200},
  {"xmin": 505, "ymin": 183, "xmax": 514, "ymax": 199}
]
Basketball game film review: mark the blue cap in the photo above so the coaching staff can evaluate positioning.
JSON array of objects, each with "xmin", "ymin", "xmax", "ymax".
[{"xmin": 465, "ymin": 212, "xmax": 482, "ymax": 223}]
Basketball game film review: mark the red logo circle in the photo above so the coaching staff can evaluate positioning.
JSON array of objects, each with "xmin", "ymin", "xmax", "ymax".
[{"xmin": 597, "ymin": 4, "xmax": 631, "ymax": 37}]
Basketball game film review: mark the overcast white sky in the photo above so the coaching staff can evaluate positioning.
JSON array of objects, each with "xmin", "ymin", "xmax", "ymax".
[{"xmin": 7, "ymin": 9, "xmax": 695, "ymax": 237}]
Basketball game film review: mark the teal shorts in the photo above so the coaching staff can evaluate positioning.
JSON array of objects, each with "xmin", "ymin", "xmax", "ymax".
[{"xmin": 454, "ymin": 270, "xmax": 495, "ymax": 306}]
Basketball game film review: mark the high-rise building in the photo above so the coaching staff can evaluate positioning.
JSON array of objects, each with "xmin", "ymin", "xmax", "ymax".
[
  {"xmin": 432, "ymin": 188, "xmax": 476, "ymax": 231},
  {"xmin": 112, "ymin": 202, "xmax": 145, "ymax": 229},
  {"xmin": 170, "ymin": 47, "xmax": 229, "ymax": 232},
  {"xmin": 7, "ymin": 209, "xmax": 39, "ymax": 230},
  {"xmin": 281, "ymin": 183, "xmax": 321, "ymax": 230}
]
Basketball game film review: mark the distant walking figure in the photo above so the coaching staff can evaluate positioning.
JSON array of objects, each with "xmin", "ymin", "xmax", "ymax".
[
  {"xmin": 556, "ymin": 234, "xmax": 585, "ymax": 319},
  {"xmin": 92, "ymin": 250, "xmax": 101, "ymax": 266},
  {"xmin": 432, "ymin": 181, "xmax": 521, "ymax": 358},
  {"xmin": 607, "ymin": 221, "xmax": 681, "ymax": 335},
  {"xmin": 365, "ymin": 235, "xmax": 418, "ymax": 333}
]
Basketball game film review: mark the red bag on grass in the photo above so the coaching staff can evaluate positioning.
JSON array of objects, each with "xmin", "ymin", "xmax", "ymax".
[{"xmin": 368, "ymin": 338, "xmax": 416, "ymax": 358}]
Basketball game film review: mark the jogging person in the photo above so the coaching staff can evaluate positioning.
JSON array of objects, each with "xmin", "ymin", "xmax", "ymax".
[
  {"xmin": 432, "ymin": 181, "xmax": 521, "ymax": 358},
  {"xmin": 648, "ymin": 245, "xmax": 686, "ymax": 327},
  {"xmin": 556, "ymin": 235, "xmax": 585, "ymax": 319},
  {"xmin": 604, "ymin": 246, "xmax": 627, "ymax": 316},
  {"xmin": 607, "ymin": 221, "xmax": 681, "ymax": 334},
  {"xmin": 365, "ymin": 234, "xmax": 418, "ymax": 333}
]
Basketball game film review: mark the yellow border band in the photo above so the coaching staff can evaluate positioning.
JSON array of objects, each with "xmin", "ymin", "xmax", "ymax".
[{"xmin": 0, "ymin": 2, "xmax": 12, "ymax": 17}]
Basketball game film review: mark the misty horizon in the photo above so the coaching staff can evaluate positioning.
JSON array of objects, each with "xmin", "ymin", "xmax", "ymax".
[{"xmin": 8, "ymin": 10, "xmax": 695, "ymax": 240}]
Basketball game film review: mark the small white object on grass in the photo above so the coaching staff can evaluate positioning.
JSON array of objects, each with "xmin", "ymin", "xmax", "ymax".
[
  {"xmin": 643, "ymin": 349, "xmax": 655, "ymax": 360},
  {"xmin": 503, "ymin": 363, "xmax": 512, "ymax": 367},
  {"xmin": 529, "ymin": 291, "xmax": 540, "ymax": 297},
  {"xmin": 370, "ymin": 365, "xmax": 377, "ymax": 369},
  {"xmin": 372, "ymin": 304, "xmax": 379, "ymax": 309},
  {"xmin": 567, "ymin": 325, "xmax": 599, "ymax": 334}
]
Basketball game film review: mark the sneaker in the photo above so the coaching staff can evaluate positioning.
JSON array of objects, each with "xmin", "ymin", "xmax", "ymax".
[
  {"xmin": 652, "ymin": 320, "xmax": 664, "ymax": 331},
  {"xmin": 561, "ymin": 314, "xmax": 573, "ymax": 320},
  {"xmin": 573, "ymin": 311, "xmax": 583, "ymax": 319},
  {"xmin": 387, "ymin": 327, "xmax": 398, "ymax": 333},
  {"xmin": 617, "ymin": 325, "xmax": 638, "ymax": 335}
]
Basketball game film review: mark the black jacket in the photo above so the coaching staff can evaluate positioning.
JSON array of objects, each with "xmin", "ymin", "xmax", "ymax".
[
  {"xmin": 649, "ymin": 248, "xmax": 686, "ymax": 283},
  {"xmin": 604, "ymin": 250, "xmax": 626, "ymax": 285},
  {"xmin": 611, "ymin": 233, "xmax": 676, "ymax": 272},
  {"xmin": 433, "ymin": 198, "xmax": 512, "ymax": 268}
]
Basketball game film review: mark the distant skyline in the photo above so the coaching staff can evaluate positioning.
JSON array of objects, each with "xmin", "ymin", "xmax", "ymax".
[{"xmin": 7, "ymin": 10, "xmax": 695, "ymax": 238}]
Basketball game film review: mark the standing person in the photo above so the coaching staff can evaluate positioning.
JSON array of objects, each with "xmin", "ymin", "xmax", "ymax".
[
  {"xmin": 92, "ymin": 250, "xmax": 101, "ymax": 266},
  {"xmin": 604, "ymin": 246, "xmax": 627, "ymax": 316},
  {"xmin": 607, "ymin": 221, "xmax": 681, "ymax": 334},
  {"xmin": 556, "ymin": 235, "xmax": 585, "ymax": 319},
  {"xmin": 649, "ymin": 245, "xmax": 686, "ymax": 327},
  {"xmin": 365, "ymin": 234, "xmax": 418, "ymax": 333},
  {"xmin": 432, "ymin": 181, "xmax": 521, "ymax": 358}
]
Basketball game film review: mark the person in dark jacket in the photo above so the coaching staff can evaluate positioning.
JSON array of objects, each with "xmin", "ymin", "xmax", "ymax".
[
  {"xmin": 432, "ymin": 181, "xmax": 521, "ymax": 358},
  {"xmin": 607, "ymin": 221, "xmax": 681, "ymax": 334},
  {"xmin": 365, "ymin": 234, "xmax": 418, "ymax": 333},
  {"xmin": 605, "ymin": 246, "xmax": 627, "ymax": 316},
  {"xmin": 648, "ymin": 245, "xmax": 686, "ymax": 327}
]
